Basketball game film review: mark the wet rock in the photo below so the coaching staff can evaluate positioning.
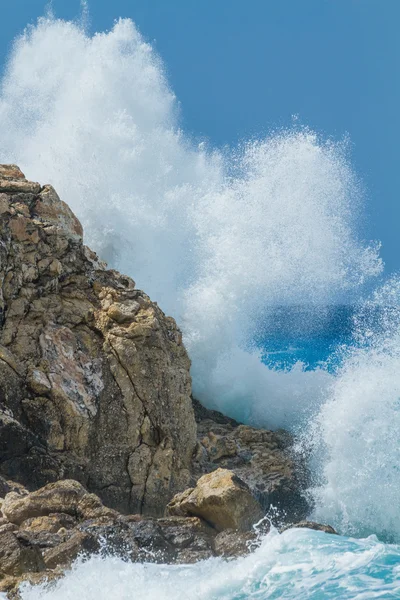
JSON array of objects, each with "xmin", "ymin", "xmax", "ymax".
[
  {"xmin": 282, "ymin": 520, "xmax": 337, "ymax": 534},
  {"xmin": 42, "ymin": 531, "xmax": 99, "ymax": 570},
  {"xmin": 213, "ymin": 529, "xmax": 258, "ymax": 558},
  {"xmin": 167, "ymin": 468, "xmax": 264, "ymax": 532},
  {"xmin": 156, "ymin": 516, "xmax": 216, "ymax": 563},
  {"xmin": 0, "ymin": 530, "xmax": 44, "ymax": 579}
]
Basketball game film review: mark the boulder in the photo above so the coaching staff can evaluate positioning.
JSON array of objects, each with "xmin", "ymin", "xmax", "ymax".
[
  {"xmin": 167, "ymin": 468, "xmax": 264, "ymax": 532},
  {"xmin": 2, "ymin": 480, "xmax": 116, "ymax": 525},
  {"xmin": 20, "ymin": 514, "xmax": 77, "ymax": 534},
  {"xmin": 0, "ymin": 165, "xmax": 197, "ymax": 516},
  {"xmin": 156, "ymin": 516, "xmax": 216, "ymax": 563},
  {"xmin": 42, "ymin": 531, "xmax": 99, "ymax": 570}
]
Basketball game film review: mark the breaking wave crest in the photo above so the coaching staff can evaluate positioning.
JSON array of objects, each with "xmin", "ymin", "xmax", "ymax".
[
  {"xmin": 17, "ymin": 529, "xmax": 400, "ymax": 600},
  {"xmin": 0, "ymin": 15, "xmax": 382, "ymax": 429},
  {"xmin": 309, "ymin": 278, "xmax": 400, "ymax": 540}
]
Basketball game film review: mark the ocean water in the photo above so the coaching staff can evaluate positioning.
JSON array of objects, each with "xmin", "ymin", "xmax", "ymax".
[
  {"xmin": 256, "ymin": 305, "xmax": 355, "ymax": 371},
  {"xmin": 17, "ymin": 529, "xmax": 400, "ymax": 600},
  {"xmin": 1, "ymin": 8, "xmax": 400, "ymax": 599}
]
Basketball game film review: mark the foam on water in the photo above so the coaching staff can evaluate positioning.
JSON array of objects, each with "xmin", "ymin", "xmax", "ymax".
[
  {"xmin": 17, "ymin": 529, "xmax": 400, "ymax": 600},
  {"xmin": 0, "ymin": 14, "xmax": 382, "ymax": 429}
]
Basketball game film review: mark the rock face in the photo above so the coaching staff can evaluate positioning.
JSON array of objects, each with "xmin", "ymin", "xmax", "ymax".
[
  {"xmin": 167, "ymin": 468, "xmax": 264, "ymax": 532},
  {"xmin": 0, "ymin": 165, "xmax": 196, "ymax": 516}
]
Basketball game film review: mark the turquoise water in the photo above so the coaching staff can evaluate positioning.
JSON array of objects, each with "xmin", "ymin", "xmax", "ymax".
[
  {"xmin": 256, "ymin": 305, "xmax": 354, "ymax": 371},
  {"xmin": 18, "ymin": 528, "xmax": 400, "ymax": 599}
]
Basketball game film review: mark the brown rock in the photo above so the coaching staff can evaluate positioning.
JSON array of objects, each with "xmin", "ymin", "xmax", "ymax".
[
  {"xmin": 282, "ymin": 521, "xmax": 337, "ymax": 534},
  {"xmin": 0, "ymin": 530, "xmax": 44, "ymax": 578},
  {"xmin": 167, "ymin": 468, "xmax": 264, "ymax": 532},
  {"xmin": 156, "ymin": 516, "xmax": 216, "ymax": 563},
  {"xmin": 2, "ymin": 481, "xmax": 118, "ymax": 527},
  {"xmin": 213, "ymin": 529, "xmax": 258, "ymax": 558},
  {"xmin": 43, "ymin": 531, "xmax": 99, "ymax": 570},
  {"xmin": 2, "ymin": 481, "xmax": 86, "ymax": 525},
  {"xmin": 20, "ymin": 514, "xmax": 77, "ymax": 534},
  {"xmin": 0, "ymin": 165, "xmax": 197, "ymax": 516},
  {"xmin": 0, "ymin": 180, "xmax": 41, "ymax": 195},
  {"xmin": 192, "ymin": 399, "xmax": 309, "ymax": 523},
  {"xmin": 0, "ymin": 165, "xmax": 25, "ymax": 180}
]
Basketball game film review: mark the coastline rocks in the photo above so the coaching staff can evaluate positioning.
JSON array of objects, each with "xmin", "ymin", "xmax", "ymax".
[
  {"xmin": 167, "ymin": 468, "xmax": 264, "ymax": 532},
  {"xmin": 192, "ymin": 399, "xmax": 309, "ymax": 523},
  {"xmin": 0, "ymin": 479, "xmax": 256, "ymax": 594},
  {"xmin": 213, "ymin": 529, "xmax": 258, "ymax": 558},
  {"xmin": 0, "ymin": 531, "xmax": 44, "ymax": 579},
  {"xmin": 0, "ymin": 165, "xmax": 335, "ymax": 597},
  {"xmin": 0, "ymin": 165, "xmax": 196, "ymax": 516},
  {"xmin": 0, "ymin": 478, "xmax": 337, "ymax": 595}
]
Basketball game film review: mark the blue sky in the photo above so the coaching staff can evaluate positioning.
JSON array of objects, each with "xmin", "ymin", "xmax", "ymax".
[{"xmin": 1, "ymin": 0, "xmax": 399, "ymax": 272}]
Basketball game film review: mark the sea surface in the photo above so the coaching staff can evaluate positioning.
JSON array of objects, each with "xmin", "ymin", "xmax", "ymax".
[{"xmin": 16, "ymin": 529, "xmax": 400, "ymax": 599}]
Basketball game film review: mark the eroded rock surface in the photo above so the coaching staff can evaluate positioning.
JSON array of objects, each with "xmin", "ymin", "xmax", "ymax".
[
  {"xmin": 0, "ymin": 165, "xmax": 196, "ymax": 516},
  {"xmin": 192, "ymin": 399, "xmax": 309, "ymax": 522}
]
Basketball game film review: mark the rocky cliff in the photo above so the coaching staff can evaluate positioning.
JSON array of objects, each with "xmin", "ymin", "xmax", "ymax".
[
  {"xmin": 0, "ymin": 165, "xmax": 196, "ymax": 516},
  {"xmin": 0, "ymin": 165, "xmax": 328, "ymax": 596}
]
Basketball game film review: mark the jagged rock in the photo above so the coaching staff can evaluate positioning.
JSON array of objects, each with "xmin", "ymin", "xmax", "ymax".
[
  {"xmin": 0, "ymin": 165, "xmax": 197, "ymax": 516},
  {"xmin": 213, "ymin": 529, "xmax": 258, "ymax": 558},
  {"xmin": 0, "ymin": 530, "xmax": 44, "ymax": 579},
  {"xmin": 2, "ymin": 480, "xmax": 116, "ymax": 525},
  {"xmin": 282, "ymin": 521, "xmax": 337, "ymax": 534},
  {"xmin": 192, "ymin": 399, "xmax": 309, "ymax": 522},
  {"xmin": 20, "ymin": 514, "xmax": 77, "ymax": 534},
  {"xmin": 156, "ymin": 516, "xmax": 216, "ymax": 563},
  {"xmin": 42, "ymin": 531, "xmax": 99, "ymax": 570},
  {"xmin": 0, "ymin": 163, "xmax": 319, "ymax": 595},
  {"xmin": 167, "ymin": 468, "xmax": 264, "ymax": 532},
  {"xmin": 0, "ymin": 478, "xmax": 338, "ymax": 597}
]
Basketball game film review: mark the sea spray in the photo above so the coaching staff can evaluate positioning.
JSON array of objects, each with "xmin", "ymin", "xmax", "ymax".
[
  {"xmin": 308, "ymin": 277, "xmax": 400, "ymax": 540},
  {"xmin": 0, "ymin": 15, "xmax": 382, "ymax": 429}
]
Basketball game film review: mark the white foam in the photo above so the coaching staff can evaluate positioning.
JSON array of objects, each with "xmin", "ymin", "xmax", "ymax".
[
  {"xmin": 18, "ymin": 529, "xmax": 400, "ymax": 600},
  {"xmin": 0, "ymin": 15, "xmax": 382, "ymax": 428},
  {"xmin": 309, "ymin": 278, "xmax": 400, "ymax": 539}
]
